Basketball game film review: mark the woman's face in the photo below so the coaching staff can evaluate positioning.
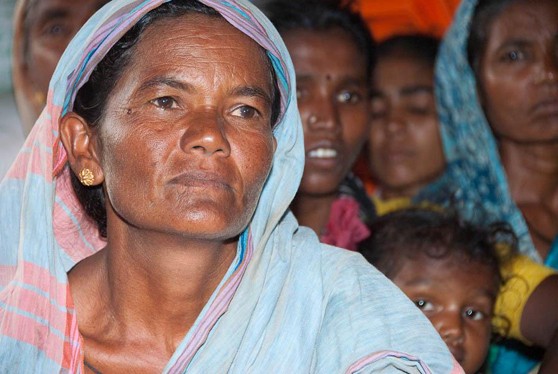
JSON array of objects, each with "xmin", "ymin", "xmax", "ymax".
[
  {"xmin": 283, "ymin": 28, "xmax": 370, "ymax": 197},
  {"xmin": 22, "ymin": 0, "xmax": 108, "ymax": 111},
  {"xmin": 92, "ymin": 14, "xmax": 276, "ymax": 241},
  {"xmin": 369, "ymin": 54, "xmax": 445, "ymax": 198},
  {"xmin": 478, "ymin": 0, "xmax": 558, "ymax": 143},
  {"xmin": 391, "ymin": 255, "xmax": 496, "ymax": 374}
]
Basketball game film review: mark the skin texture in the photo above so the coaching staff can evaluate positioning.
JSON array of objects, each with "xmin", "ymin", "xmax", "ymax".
[
  {"xmin": 12, "ymin": 0, "xmax": 109, "ymax": 134},
  {"xmin": 59, "ymin": 13, "xmax": 276, "ymax": 372},
  {"xmin": 391, "ymin": 256, "xmax": 497, "ymax": 374},
  {"xmin": 284, "ymin": 28, "xmax": 370, "ymax": 235},
  {"xmin": 478, "ymin": 0, "xmax": 558, "ymax": 259},
  {"xmin": 368, "ymin": 54, "xmax": 445, "ymax": 199}
]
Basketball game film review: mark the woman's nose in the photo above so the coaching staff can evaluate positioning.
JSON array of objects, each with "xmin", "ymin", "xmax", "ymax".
[
  {"xmin": 433, "ymin": 311, "xmax": 465, "ymax": 347},
  {"xmin": 535, "ymin": 52, "xmax": 558, "ymax": 85},
  {"xmin": 306, "ymin": 100, "xmax": 340, "ymax": 133},
  {"xmin": 385, "ymin": 112, "xmax": 406, "ymax": 134},
  {"xmin": 179, "ymin": 110, "xmax": 231, "ymax": 157}
]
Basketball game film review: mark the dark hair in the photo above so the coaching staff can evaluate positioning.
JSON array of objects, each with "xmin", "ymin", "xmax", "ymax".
[
  {"xmin": 263, "ymin": 0, "xmax": 376, "ymax": 81},
  {"xmin": 376, "ymin": 34, "xmax": 440, "ymax": 69},
  {"xmin": 71, "ymin": 0, "xmax": 280, "ymax": 237},
  {"xmin": 359, "ymin": 208, "xmax": 516, "ymax": 286},
  {"xmin": 467, "ymin": 0, "xmax": 515, "ymax": 74}
]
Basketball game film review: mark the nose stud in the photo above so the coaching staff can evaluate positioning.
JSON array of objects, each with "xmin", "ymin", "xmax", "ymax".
[{"xmin": 308, "ymin": 114, "xmax": 318, "ymax": 125}]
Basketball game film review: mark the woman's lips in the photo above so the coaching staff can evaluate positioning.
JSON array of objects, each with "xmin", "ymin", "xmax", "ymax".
[
  {"xmin": 307, "ymin": 147, "xmax": 338, "ymax": 159},
  {"xmin": 305, "ymin": 145, "xmax": 341, "ymax": 170},
  {"xmin": 169, "ymin": 171, "xmax": 233, "ymax": 191},
  {"xmin": 532, "ymin": 98, "xmax": 558, "ymax": 118}
]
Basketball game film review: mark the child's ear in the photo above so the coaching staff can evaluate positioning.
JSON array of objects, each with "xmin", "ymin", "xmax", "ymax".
[{"xmin": 59, "ymin": 113, "xmax": 104, "ymax": 186}]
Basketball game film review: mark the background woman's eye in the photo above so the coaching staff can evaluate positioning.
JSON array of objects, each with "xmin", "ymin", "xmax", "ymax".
[
  {"xmin": 296, "ymin": 88, "xmax": 309, "ymax": 102},
  {"xmin": 337, "ymin": 90, "xmax": 361, "ymax": 104},
  {"xmin": 232, "ymin": 105, "xmax": 259, "ymax": 119},
  {"xmin": 501, "ymin": 49, "xmax": 526, "ymax": 63},
  {"xmin": 150, "ymin": 96, "xmax": 177, "ymax": 110},
  {"xmin": 41, "ymin": 22, "xmax": 70, "ymax": 39}
]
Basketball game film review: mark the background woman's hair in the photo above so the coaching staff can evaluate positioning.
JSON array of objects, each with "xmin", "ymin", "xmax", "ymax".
[
  {"xmin": 262, "ymin": 0, "xmax": 376, "ymax": 82},
  {"xmin": 376, "ymin": 34, "xmax": 439, "ymax": 69},
  {"xmin": 70, "ymin": 0, "xmax": 280, "ymax": 237},
  {"xmin": 467, "ymin": 0, "xmax": 515, "ymax": 74}
]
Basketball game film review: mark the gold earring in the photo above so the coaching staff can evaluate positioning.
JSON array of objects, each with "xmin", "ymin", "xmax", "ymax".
[{"xmin": 78, "ymin": 168, "xmax": 95, "ymax": 186}]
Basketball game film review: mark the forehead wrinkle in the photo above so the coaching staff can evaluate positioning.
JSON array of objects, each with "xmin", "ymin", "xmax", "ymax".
[{"xmin": 136, "ymin": 76, "xmax": 194, "ymax": 95}]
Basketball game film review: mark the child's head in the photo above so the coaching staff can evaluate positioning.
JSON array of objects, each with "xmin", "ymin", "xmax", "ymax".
[{"xmin": 360, "ymin": 208, "xmax": 512, "ymax": 374}]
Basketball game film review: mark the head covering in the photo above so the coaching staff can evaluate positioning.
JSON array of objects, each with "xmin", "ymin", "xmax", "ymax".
[
  {"xmin": 416, "ymin": 0, "xmax": 540, "ymax": 261},
  {"xmin": 0, "ymin": 0, "xmax": 459, "ymax": 372}
]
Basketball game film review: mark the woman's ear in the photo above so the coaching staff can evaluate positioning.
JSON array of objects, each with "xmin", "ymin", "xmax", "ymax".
[{"xmin": 59, "ymin": 113, "xmax": 104, "ymax": 186}]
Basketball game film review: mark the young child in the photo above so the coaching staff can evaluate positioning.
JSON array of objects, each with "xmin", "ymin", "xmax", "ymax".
[{"xmin": 359, "ymin": 208, "xmax": 516, "ymax": 374}]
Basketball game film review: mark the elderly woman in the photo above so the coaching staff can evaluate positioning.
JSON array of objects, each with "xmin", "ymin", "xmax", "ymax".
[
  {"xmin": 12, "ymin": 0, "xmax": 109, "ymax": 135},
  {"xmin": 0, "ymin": 0, "xmax": 459, "ymax": 372}
]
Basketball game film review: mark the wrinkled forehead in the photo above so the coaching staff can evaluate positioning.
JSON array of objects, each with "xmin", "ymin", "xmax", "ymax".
[{"xmin": 58, "ymin": 0, "xmax": 289, "ymax": 119}]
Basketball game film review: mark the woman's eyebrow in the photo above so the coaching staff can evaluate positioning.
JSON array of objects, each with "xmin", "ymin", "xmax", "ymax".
[
  {"xmin": 35, "ymin": 8, "xmax": 69, "ymax": 25},
  {"xmin": 137, "ymin": 77, "xmax": 193, "ymax": 93},
  {"xmin": 229, "ymin": 86, "xmax": 272, "ymax": 105},
  {"xmin": 400, "ymin": 85, "xmax": 434, "ymax": 96}
]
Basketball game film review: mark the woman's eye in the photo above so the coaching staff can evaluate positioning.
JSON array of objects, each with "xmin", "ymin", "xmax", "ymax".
[
  {"xmin": 337, "ymin": 90, "xmax": 361, "ymax": 104},
  {"xmin": 414, "ymin": 299, "xmax": 434, "ymax": 312},
  {"xmin": 150, "ymin": 96, "xmax": 178, "ymax": 110},
  {"xmin": 464, "ymin": 308, "xmax": 486, "ymax": 321},
  {"xmin": 231, "ymin": 105, "xmax": 259, "ymax": 119},
  {"xmin": 501, "ymin": 49, "xmax": 525, "ymax": 63},
  {"xmin": 41, "ymin": 22, "xmax": 70, "ymax": 38},
  {"xmin": 408, "ymin": 106, "xmax": 433, "ymax": 116},
  {"xmin": 296, "ymin": 88, "xmax": 309, "ymax": 102}
]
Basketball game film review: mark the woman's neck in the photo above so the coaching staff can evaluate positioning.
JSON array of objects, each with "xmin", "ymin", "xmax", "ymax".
[
  {"xmin": 291, "ymin": 192, "xmax": 337, "ymax": 236},
  {"xmin": 69, "ymin": 224, "xmax": 237, "ymax": 364},
  {"xmin": 499, "ymin": 140, "xmax": 558, "ymax": 259},
  {"xmin": 499, "ymin": 140, "xmax": 558, "ymax": 205}
]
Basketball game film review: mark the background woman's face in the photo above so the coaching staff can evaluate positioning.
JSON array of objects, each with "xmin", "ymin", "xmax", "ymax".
[
  {"xmin": 369, "ymin": 54, "xmax": 445, "ymax": 198},
  {"xmin": 23, "ymin": 0, "xmax": 108, "ymax": 109},
  {"xmin": 283, "ymin": 28, "xmax": 370, "ymax": 197},
  {"xmin": 94, "ymin": 14, "xmax": 276, "ymax": 240},
  {"xmin": 479, "ymin": 0, "xmax": 558, "ymax": 143}
]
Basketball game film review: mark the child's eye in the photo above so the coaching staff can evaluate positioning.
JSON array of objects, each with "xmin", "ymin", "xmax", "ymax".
[
  {"xmin": 231, "ymin": 105, "xmax": 260, "ymax": 119},
  {"xmin": 150, "ymin": 96, "xmax": 178, "ymax": 110},
  {"xmin": 464, "ymin": 308, "xmax": 485, "ymax": 321},
  {"xmin": 414, "ymin": 299, "xmax": 434, "ymax": 311}
]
